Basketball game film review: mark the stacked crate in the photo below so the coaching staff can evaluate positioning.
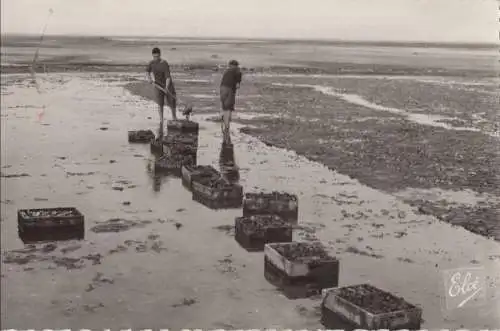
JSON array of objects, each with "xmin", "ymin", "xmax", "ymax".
[
  {"xmin": 234, "ymin": 191, "xmax": 299, "ymax": 253},
  {"xmin": 181, "ymin": 165, "xmax": 219, "ymax": 190},
  {"xmin": 243, "ymin": 191, "xmax": 299, "ymax": 224},
  {"xmin": 166, "ymin": 119, "xmax": 199, "ymax": 134},
  {"xmin": 120, "ymin": 116, "xmax": 426, "ymax": 329},
  {"xmin": 154, "ymin": 120, "xmax": 199, "ymax": 175},
  {"xmin": 191, "ymin": 170, "xmax": 243, "ymax": 209}
]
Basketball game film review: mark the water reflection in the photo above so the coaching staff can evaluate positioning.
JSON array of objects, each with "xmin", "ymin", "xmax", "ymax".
[
  {"xmin": 19, "ymin": 229, "xmax": 85, "ymax": 244},
  {"xmin": 147, "ymin": 153, "xmax": 165, "ymax": 193},
  {"xmin": 147, "ymin": 128, "xmax": 199, "ymax": 192},
  {"xmin": 150, "ymin": 131, "xmax": 164, "ymax": 157},
  {"xmin": 219, "ymin": 132, "xmax": 240, "ymax": 183}
]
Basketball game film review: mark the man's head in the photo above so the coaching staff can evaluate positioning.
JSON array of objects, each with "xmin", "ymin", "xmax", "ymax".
[
  {"xmin": 152, "ymin": 47, "xmax": 161, "ymax": 61},
  {"xmin": 228, "ymin": 60, "xmax": 239, "ymax": 68}
]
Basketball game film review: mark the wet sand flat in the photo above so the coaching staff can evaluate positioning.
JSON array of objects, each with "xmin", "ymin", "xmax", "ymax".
[{"xmin": 1, "ymin": 73, "xmax": 499, "ymax": 329}]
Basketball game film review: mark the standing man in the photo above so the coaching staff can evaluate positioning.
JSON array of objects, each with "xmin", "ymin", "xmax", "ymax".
[
  {"xmin": 220, "ymin": 60, "xmax": 242, "ymax": 138},
  {"xmin": 146, "ymin": 47, "xmax": 177, "ymax": 136}
]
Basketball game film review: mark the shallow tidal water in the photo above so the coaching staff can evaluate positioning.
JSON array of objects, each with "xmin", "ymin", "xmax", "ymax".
[{"xmin": 0, "ymin": 73, "xmax": 499, "ymax": 329}]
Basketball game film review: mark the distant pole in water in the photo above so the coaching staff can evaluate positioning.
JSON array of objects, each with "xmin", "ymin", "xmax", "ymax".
[{"xmin": 31, "ymin": 8, "xmax": 54, "ymax": 122}]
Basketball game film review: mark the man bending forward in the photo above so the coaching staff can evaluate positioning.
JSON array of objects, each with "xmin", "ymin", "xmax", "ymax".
[{"xmin": 146, "ymin": 47, "xmax": 177, "ymax": 135}]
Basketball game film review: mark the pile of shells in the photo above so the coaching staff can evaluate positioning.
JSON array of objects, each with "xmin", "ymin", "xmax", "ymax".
[
  {"xmin": 335, "ymin": 284, "xmax": 417, "ymax": 314},
  {"xmin": 239, "ymin": 215, "xmax": 288, "ymax": 234},
  {"xmin": 273, "ymin": 242, "xmax": 333, "ymax": 262},
  {"xmin": 21, "ymin": 208, "xmax": 77, "ymax": 218}
]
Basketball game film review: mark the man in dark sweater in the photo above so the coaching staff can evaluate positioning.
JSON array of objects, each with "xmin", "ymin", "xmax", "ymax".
[
  {"xmin": 220, "ymin": 60, "xmax": 242, "ymax": 136},
  {"xmin": 146, "ymin": 47, "xmax": 177, "ymax": 136}
]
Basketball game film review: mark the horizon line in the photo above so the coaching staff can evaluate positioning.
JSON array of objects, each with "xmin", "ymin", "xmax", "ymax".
[{"xmin": 2, "ymin": 32, "xmax": 499, "ymax": 47}]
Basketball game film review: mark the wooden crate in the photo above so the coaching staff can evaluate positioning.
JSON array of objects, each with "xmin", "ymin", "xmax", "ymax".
[
  {"xmin": 192, "ymin": 177, "xmax": 243, "ymax": 209},
  {"xmin": 164, "ymin": 144, "xmax": 198, "ymax": 159},
  {"xmin": 128, "ymin": 130, "xmax": 155, "ymax": 143},
  {"xmin": 243, "ymin": 192, "xmax": 299, "ymax": 224},
  {"xmin": 264, "ymin": 241, "xmax": 339, "ymax": 299},
  {"xmin": 162, "ymin": 132, "xmax": 198, "ymax": 148},
  {"xmin": 235, "ymin": 215, "xmax": 292, "ymax": 252},
  {"xmin": 166, "ymin": 119, "xmax": 199, "ymax": 134},
  {"xmin": 181, "ymin": 165, "xmax": 218, "ymax": 190},
  {"xmin": 18, "ymin": 208, "xmax": 84, "ymax": 243},
  {"xmin": 163, "ymin": 132, "xmax": 198, "ymax": 162},
  {"xmin": 321, "ymin": 284, "xmax": 422, "ymax": 330}
]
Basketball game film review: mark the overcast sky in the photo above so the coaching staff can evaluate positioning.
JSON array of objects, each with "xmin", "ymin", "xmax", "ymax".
[{"xmin": 1, "ymin": 0, "xmax": 498, "ymax": 42}]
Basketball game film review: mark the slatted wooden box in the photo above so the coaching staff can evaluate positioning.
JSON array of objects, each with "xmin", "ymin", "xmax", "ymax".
[
  {"xmin": 264, "ymin": 241, "xmax": 339, "ymax": 299},
  {"xmin": 321, "ymin": 284, "xmax": 422, "ymax": 330}
]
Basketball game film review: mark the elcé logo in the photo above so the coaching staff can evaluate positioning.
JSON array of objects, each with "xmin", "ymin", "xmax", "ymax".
[{"xmin": 442, "ymin": 266, "xmax": 487, "ymax": 310}]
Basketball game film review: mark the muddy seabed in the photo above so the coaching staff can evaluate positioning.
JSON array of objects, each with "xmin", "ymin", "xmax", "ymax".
[{"xmin": 1, "ymin": 72, "xmax": 499, "ymax": 329}]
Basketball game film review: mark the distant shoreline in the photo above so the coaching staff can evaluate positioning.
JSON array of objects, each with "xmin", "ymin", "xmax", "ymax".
[
  {"xmin": 2, "ymin": 33, "xmax": 498, "ymax": 50},
  {"xmin": 1, "ymin": 62, "xmax": 496, "ymax": 78}
]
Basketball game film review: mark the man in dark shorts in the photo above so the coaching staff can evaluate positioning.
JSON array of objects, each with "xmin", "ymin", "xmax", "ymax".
[
  {"xmin": 220, "ymin": 60, "xmax": 242, "ymax": 136},
  {"xmin": 146, "ymin": 47, "xmax": 177, "ymax": 136}
]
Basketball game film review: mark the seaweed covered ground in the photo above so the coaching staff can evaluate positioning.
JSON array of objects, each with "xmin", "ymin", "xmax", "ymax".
[{"xmin": 123, "ymin": 68, "xmax": 499, "ymax": 241}]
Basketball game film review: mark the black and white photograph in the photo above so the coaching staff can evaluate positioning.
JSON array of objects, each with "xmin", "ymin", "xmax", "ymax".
[{"xmin": 0, "ymin": 0, "xmax": 499, "ymax": 329}]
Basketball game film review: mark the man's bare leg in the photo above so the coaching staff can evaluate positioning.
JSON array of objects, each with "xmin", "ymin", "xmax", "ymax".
[
  {"xmin": 158, "ymin": 105, "xmax": 164, "ymax": 137},
  {"xmin": 219, "ymin": 108, "xmax": 224, "ymax": 122},
  {"xmin": 222, "ymin": 110, "xmax": 232, "ymax": 142},
  {"xmin": 170, "ymin": 106, "xmax": 177, "ymax": 121}
]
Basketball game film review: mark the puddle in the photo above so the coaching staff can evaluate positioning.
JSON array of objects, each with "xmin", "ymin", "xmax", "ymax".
[
  {"xmin": 178, "ymin": 79, "xmax": 211, "ymax": 83},
  {"xmin": 258, "ymin": 73, "xmax": 500, "ymax": 86},
  {"xmin": 273, "ymin": 83, "xmax": 499, "ymax": 138},
  {"xmin": 189, "ymin": 94, "xmax": 216, "ymax": 99}
]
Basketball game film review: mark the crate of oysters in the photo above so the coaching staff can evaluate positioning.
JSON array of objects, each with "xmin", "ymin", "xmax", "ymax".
[
  {"xmin": 128, "ymin": 130, "xmax": 155, "ymax": 143},
  {"xmin": 18, "ymin": 207, "xmax": 85, "ymax": 243},
  {"xmin": 235, "ymin": 214, "xmax": 292, "ymax": 252},
  {"xmin": 192, "ymin": 173, "xmax": 243, "ymax": 209},
  {"xmin": 321, "ymin": 284, "xmax": 422, "ymax": 330},
  {"xmin": 181, "ymin": 165, "xmax": 219, "ymax": 190},
  {"xmin": 162, "ymin": 132, "xmax": 198, "ymax": 147},
  {"xmin": 243, "ymin": 191, "xmax": 299, "ymax": 224}
]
